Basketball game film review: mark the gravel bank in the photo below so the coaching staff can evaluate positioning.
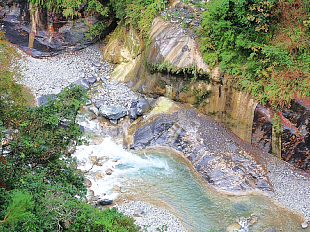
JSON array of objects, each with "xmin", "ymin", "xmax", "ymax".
[
  {"xmin": 16, "ymin": 44, "xmax": 105, "ymax": 101},
  {"xmin": 263, "ymin": 154, "xmax": 310, "ymax": 222},
  {"xmin": 116, "ymin": 201, "xmax": 187, "ymax": 232}
]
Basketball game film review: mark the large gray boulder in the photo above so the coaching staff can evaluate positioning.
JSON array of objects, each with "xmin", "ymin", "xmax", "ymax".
[
  {"xmin": 136, "ymin": 99, "xmax": 150, "ymax": 115},
  {"xmin": 99, "ymin": 105, "xmax": 127, "ymax": 120}
]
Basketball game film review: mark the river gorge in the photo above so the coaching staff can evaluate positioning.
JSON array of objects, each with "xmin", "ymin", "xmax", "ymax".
[{"xmin": 1, "ymin": 0, "xmax": 310, "ymax": 231}]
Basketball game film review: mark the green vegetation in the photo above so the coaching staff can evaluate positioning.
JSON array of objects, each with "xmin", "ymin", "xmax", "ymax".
[
  {"xmin": 110, "ymin": 0, "xmax": 168, "ymax": 38},
  {"xmin": 201, "ymin": 0, "xmax": 310, "ymax": 107},
  {"xmin": 0, "ymin": 36, "xmax": 139, "ymax": 231},
  {"xmin": 28, "ymin": 0, "xmax": 168, "ymax": 38},
  {"xmin": 148, "ymin": 61, "xmax": 208, "ymax": 81}
]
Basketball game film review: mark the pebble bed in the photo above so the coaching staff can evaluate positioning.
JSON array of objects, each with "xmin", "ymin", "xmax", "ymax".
[
  {"xmin": 116, "ymin": 201, "xmax": 187, "ymax": 232},
  {"xmin": 15, "ymin": 44, "xmax": 188, "ymax": 232},
  {"xmin": 264, "ymin": 155, "xmax": 310, "ymax": 224},
  {"xmin": 16, "ymin": 44, "xmax": 107, "ymax": 100}
]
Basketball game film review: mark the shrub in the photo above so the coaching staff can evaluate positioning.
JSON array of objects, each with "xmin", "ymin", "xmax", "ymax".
[
  {"xmin": 110, "ymin": 0, "xmax": 168, "ymax": 38},
  {"xmin": 201, "ymin": 0, "xmax": 310, "ymax": 107}
]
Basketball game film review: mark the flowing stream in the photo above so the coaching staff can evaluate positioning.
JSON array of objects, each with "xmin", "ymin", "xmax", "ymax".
[{"xmin": 73, "ymin": 116, "xmax": 304, "ymax": 232}]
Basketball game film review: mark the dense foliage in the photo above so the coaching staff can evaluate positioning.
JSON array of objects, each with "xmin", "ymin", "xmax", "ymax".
[
  {"xmin": 28, "ymin": 0, "xmax": 167, "ymax": 38},
  {"xmin": 110, "ymin": 0, "xmax": 168, "ymax": 37},
  {"xmin": 201, "ymin": 0, "xmax": 310, "ymax": 107},
  {"xmin": 0, "ymin": 38, "xmax": 139, "ymax": 231}
]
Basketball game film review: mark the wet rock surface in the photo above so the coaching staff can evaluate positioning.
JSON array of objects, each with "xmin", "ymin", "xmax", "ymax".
[
  {"xmin": 280, "ymin": 99, "xmax": 310, "ymax": 170},
  {"xmin": 251, "ymin": 104, "xmax": 273, "ymax": 154},
  {"xmin": 252, "ymin": 100, "xmax": 310, "ymax": 171}
]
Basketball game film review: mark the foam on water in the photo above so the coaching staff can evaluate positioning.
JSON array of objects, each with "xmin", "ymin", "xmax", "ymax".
[{"xmin": 72, "ymin": 137, "xmax": 170, "ymax": 199}]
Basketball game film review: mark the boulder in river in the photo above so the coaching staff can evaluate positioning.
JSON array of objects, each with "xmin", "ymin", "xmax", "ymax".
[{"xmin": 99, "ymin": 105, "xmax": 127, "ymax": 120}]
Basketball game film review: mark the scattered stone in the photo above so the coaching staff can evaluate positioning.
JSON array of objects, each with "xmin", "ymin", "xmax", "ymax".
[
  {"xmin": 183, "ymin": 18, "xmax": 193, "ymax": 24},
  {"xmin": 93, "ymin": 62, "xmax": 101, "ymax": 67},
  {"xmin": 94, "ymin": 99, "xmax": 105, "ymax": 109},
  {"xmin": 87, "ymin": 189, "xmax": 95, "ymax": 197},
  {"xmin": 95, "ymin": 172, "xmax": 105, "ymax": 179},
  {"xmin": 262, "ymin": 226, "xmax": 276, "ymax": 232},
  {"xmin": 129, "ymin": 108, "xmax": 138, "ymax": 120},
  {"xmin": 105, "ymin": 168, "xmax": 113, "ymax": 175},
  {"xmin": 85, "ymin": 100, "xmax": 92, "ymax": 106},
  {"xmin": 89, "ymin": 106, "xmax": 100, "ymax": 117},
  {"xmin": 88, "ymin": 76, "xmax": 97, "ymax": 84},
  {"xmin": 110, "ymin": 119, "xmax": 118, "ymax": 125},
  {"xmin": 89, "ymin": 156, "xmax": 99, "ymax": 165},
  {"xmin": 92, "ymin": 137, "xmax": 104, "ymax": 145},
  {"xmin": 302, "ymin": 221, "xmax": 308, "ymax": 229},
  {"xmin": 114, "ymin": 185, "xmax": 121, "ymax": 191},
  {"xmin": 248, "ymin": 215, "xmax": 259, "ymax": 226},
  {"xmin": 83, "ymin": 178, "xmax": 92, "ymax": 187},
  {"xmin": 78, "ymin": 72, "xmax": 85, "ymax": 78}
]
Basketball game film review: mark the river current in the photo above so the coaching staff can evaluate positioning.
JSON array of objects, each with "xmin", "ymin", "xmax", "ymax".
[{"xmin": 73, "ymin": 115, "xmax": 304, "ymax": 231}]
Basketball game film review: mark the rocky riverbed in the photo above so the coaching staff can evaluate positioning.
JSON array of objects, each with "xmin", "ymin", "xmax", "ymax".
[
  {"xmin": 14, "ymin": 42, "xmax": 310, "ymax": 230},
  {"xmin": 14, "ymin": 43, "xmax": 189, "ymax": 231}
]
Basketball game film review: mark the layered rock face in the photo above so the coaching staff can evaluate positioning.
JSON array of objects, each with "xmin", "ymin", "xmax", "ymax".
[
  {"xmin": 125, "ymin": 97, "xmax": 273, "ymax": 195},
  {"xmin": 252, "ymin": 100, "xmax": 310, "ymax": 171},
  {"xmin": 281, "ymin": 99, "xmax": 310, "ymax": 170},
  {"xmin": 147, "ymin": 17, "xmax": 210, "ymax": 73}
]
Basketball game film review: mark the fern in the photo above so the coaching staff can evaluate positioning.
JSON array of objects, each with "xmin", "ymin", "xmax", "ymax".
[{"xmin": 1, "ymin": 190, "xmax": 34, "ymax": 225}]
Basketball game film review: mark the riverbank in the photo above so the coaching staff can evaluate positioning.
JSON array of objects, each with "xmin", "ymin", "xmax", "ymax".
[
  {"xmin": 14, "ymin": 43, "xmax": 310, "ymax": 229},
  {"xmin": 14, "ymin": 43, "xmax": 189, "ymax": 231}
]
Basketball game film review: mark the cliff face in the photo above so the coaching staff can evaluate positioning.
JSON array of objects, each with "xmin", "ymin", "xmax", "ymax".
[
  {"xmin": 147, "ymin": 17, "xmax": 210, "ymax": 73},
  {"xmin": 103, "ymin": 9, "xmax": 310, "ymax": 172}
]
